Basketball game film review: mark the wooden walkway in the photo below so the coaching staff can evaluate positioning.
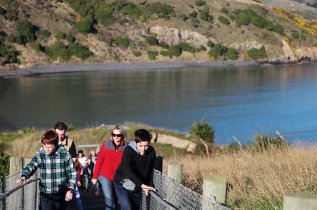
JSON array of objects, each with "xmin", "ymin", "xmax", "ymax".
[{"xmin": 66, "ymin": 190, "xmax": 105, "ymax": 210}]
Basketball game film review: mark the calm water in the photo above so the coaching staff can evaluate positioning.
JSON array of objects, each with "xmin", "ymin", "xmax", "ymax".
[{"xmin": 1, "ymin": 62, "xmax": 317, "ymax": 145}]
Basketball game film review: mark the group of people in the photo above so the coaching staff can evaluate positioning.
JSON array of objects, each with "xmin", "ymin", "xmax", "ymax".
[{"xmin": 16, "ymin": 122, "xmax": 156, "ymax": 210}]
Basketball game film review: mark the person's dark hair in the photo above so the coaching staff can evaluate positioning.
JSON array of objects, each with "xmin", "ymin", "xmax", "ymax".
[
  {"xmin": 54, "ymin": 122, "xmax": 67, "ymax": 131},
  {"xmin": 78, "ymin": 150, "xmax": 84, "ymax": 155},
  {"xmin": 41, "ymin": 130, "xmax": 59, "ymax": 145},
  {"xmin": 134, "ymin": 129, "xmax": 152, "ymax": 143}
]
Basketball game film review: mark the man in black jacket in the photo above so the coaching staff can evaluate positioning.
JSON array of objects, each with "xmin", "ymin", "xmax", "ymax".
[{"xmin": 113, "ymin": 129, "xmax": 156, "ymax": 210}]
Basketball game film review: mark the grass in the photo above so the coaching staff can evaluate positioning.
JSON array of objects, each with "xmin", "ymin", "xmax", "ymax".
[{"xmin": 164, "ymin": 142, "xmax": 317, "ymax": 209}]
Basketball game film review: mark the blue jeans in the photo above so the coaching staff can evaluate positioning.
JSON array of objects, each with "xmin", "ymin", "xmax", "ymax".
[
  {"xmin": 98, "ymin": 175, "xmax": 116, "ymax": 210},
  {"xmin": 114, "ymin": 182, "xmax": 141, "ymax": 210},
  {"xmin": 40, "ymin": 192, "xmax": 66, "ymax": 210}
]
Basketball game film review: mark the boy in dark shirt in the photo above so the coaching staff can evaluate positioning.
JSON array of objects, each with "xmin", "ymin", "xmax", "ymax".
[{"xmin": 113, "ymin": 129, "xmax": 156, "ymax": 210}]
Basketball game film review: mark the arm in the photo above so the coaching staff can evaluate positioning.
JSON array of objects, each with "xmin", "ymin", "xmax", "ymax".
[
  {"xmin": 17, "ymin": 152, "xmax": 40, "ymax": 184},
  {"xmin": 92, "ymin": 142, "xmax": 105, "ymax": 182},
  {"xmin": 65, "ymin": 153, "xmax": 78, "ymax": 191},
  {"xmin": 121, "ymin": 148, "xmax": 143, "ymax": 189},
  {"xmin": 69, "ymin": 142, "xmax": 78, "ymax": 164}
]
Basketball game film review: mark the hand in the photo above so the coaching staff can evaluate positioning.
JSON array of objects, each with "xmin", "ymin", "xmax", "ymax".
[
  {"xmin": 141, "ymin": 184, "xmax": 156, "ymax": 196},
  {"xmin": 92, "ymin": 178, "xmax": 98, "ymax": 185},
  {"xmin": 65, "ymin": 191, "xmax": 73, "ymax": 201},
  {"xmin": 16, "ymin": 176, "xmax": 26, "ymax": 184},
  {"xmin": 77, "ymin": 181, "xmax": 81, "ymax": 187}
]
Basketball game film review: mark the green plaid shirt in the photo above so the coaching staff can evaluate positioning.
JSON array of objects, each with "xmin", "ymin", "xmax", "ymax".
[{"xmin": 21, "ymin": 144, "xmax": 77, "ymax": 194}]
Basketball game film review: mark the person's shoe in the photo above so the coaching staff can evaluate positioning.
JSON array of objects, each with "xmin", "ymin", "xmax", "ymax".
[{"xmin": 95, "ymin": 192, "xmax": 100, "ymax": 196}]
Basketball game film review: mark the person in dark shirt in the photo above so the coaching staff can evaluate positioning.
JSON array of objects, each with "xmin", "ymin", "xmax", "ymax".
[
  {"xmin": 113, "ymin": 129, "xmax": 156, "ymax": 210},
  {"xmin": 83, "ymin": 157, "xmax": 94, "ymax": 191}
]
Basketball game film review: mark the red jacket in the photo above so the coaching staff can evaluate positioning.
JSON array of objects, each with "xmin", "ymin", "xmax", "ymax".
[{"xmin": 93, "ymin": 139, "xmax": 127, "ymax": 181}]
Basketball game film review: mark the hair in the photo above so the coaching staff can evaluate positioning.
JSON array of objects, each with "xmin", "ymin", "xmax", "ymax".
[
  {"xmin": 111, "ymin": 125, "xmax": 128, "ymax": 140},
  {"xmin": 41, "ymin": 130, "xmax": 59, "ymax": 145},
  {"xmin": 54, "ymin": 122, "xmax": 67, "ymax": 131},
  {"xmin": 134, "ymin": 129, "xmax": 152, "ymax": 143},
  {"xmin": 78, "ymin": 150, "xmax": 84, "ymax": 155}
]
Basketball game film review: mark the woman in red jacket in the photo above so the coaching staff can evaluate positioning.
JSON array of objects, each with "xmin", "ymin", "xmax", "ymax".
[{"xmin": 92, "ymin": 125, "xmax": 127, "ymax": 210}]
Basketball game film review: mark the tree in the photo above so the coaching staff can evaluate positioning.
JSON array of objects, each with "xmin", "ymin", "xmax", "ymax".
[{"xmin": 189, "ymin": 120, "xmax": 214, "ymax": 158}]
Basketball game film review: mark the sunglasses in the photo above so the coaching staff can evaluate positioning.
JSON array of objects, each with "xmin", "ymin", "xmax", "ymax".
[{"xmin": 112, "ymin": 133, "xmax": 123, "ymax": 138}]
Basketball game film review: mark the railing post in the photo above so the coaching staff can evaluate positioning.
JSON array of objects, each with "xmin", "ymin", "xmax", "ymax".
[
  {"xmin": 203, "ymin": 177, "xmax": 228, "ymax": 205},
  {"xmin": 154, "ymin": 156, "xmax": 163, "ymax": 173},
  {"xmin": 9, "ymin": 157, "xmax": 23, "ymax": 175},
  {"xmin": 168, "ymin": 162, "xmax": 182, "ymax": 182},
  {"xmin": 283, "ymin": 193, "xmax": 317, "ymax": 210}
]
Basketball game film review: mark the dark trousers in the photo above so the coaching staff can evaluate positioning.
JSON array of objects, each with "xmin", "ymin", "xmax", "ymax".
[
  {"xmin": 40, "ymin": 192, "xmax": 66, "ymax": 210},
  {"xmin": 114, "ymin": 182, "xmax": 140, "ymax": 210}
]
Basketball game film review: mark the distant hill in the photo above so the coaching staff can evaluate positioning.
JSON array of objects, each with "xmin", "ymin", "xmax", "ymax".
[{"xmin": 1, "ymin": 0, "xmax": 317, "ymax": 69}]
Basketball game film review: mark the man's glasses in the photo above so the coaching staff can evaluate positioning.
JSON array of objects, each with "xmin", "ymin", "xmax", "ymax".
[{"xmin": 112, "ymin": 133, "xmax": 123, "ymax": 138}]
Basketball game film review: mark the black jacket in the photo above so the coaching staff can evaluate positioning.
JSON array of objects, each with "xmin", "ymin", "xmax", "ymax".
[{"xmin": 113, "ymin": 142, "xmax": 156, "ymax": 192}]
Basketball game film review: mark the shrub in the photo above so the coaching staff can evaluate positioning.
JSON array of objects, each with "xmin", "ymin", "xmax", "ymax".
[
  {"xmin": 261, "ymin": 32, "xmax": 269, "ymax": 39},
  {"xmin": 220, "ymin": 7, "xmax": 228, "ymax": 15},
  {"xmin": 207, "ymin": 40, "xmax": 214, "ymax": 48},
  {"xmin": 189, "ymin": 10, "xmax": 198, "ymax": 18},
  {"xmin": 235, "ymin": 12, "xmax": 251, "ymax": 27},
  {"xmin": 199, "ymin": 11, "xmax": 208, "ymax": 21},
  {"xmin": 208, "ymin": 44, "xmax": 225, "ymax": 60},
  {"xmin": 225, "ymin": 47, "xmax": 238, "ymax": 60},
  {"xmin": 68, "ymin": 42, "xmax": 94, "ymax": 60},
  {"xmin": 247, "ymin": 133, "xmax": 289, "ymax": 152},
  {"xmin": 145, "ymin": 3, "xmax": 175, "ymax": 19},
  {"xmin": 147, "ymin": 50, "xmax": 158, "ymax": 60},
  {"xmin": 95, "ymin": 4, "xmax": 114, "ymax": 24},
  {"xmin": 168, "ymin": 45, "xmax": 182, "ymax": 57},
  {"xmin": 112, "ymin": 36, "xmax": 130, "ymax": 48},
  {"xmin": 189, "ymin": 120, "xmax": 214, "ymax": 144},
  {"xmin": 191, "ymin": 18, "xmax": 200, "ymax": 27},
  {"xmin": 179, "ymin": 14, "xmax": 188, "ymax": 21},
  {"xmin": 65, "ymin": 34, "xmax": 75, "ymax": 43},
  {"xmin": 17, "ymin": 20, "xmax": 37, "ymax": 42},
  {"xmin": 160, "ymin": 50, "xmax": 169, "ymax": 56},
  {"xmin": 178, "ymin": 42, "xmax": 191, "ymax": 52},
  {"xmin": 159, "ymin": 41, "xmax": 169, "ymax": 49},
  {"xmin": 0, "ymin": 44, "xmax": 19, "ymax": 64},
  {"xmin": 146, "ymin": 36, "xmax": 158, "ymax": 45},
  {"xmin": 0, "ymin": 6, "xmax": 7, "ymax": 15},
  {"xmin": 55, "ymin": 30, "xmax": 65, "ymax": 39},
  {"xmin": 122, "ymin": 3, "xmax": 143, "ymax": 18},
  {"xmin": 30, "ymin": 41, "xmax": 43, "ymax": 53},
  {"xmin": 44, "ymin": 46, "xmax": 57, "ymax": 60},
  {"xmin": 75, "ymin": 20, "xmax": 92, "ymax": 34},
  {"xmin": 0, "ymin": 154, "xmax": 10, "ymax": 177},
  {"xmin": 38, "ymin": 30, "xmax": 50, "ymax": 39},
  {"xmin": 133, "ymin": 51, "xmax": 141, "ymax": 57},
  {"xmin": 218, "ymin": 16, "xmax": 230, "ymax": 25},
  {"xmin": 292, "ymin": 31, "xmax": 299, "ymax": 39},
  {"xmin": 247, "ymin": 46, "xmax": 266, "ymax": 60},
  {"xmin": 195, "ymin": 0, "xmax": 206, "ymax": 6},
  {"xmin": 199, "ymin": 45, "xmax": 207, "ymax": 51},
  {"xmin": 272, "ymin": 24, "xmax": 284, "ymax": 36}
]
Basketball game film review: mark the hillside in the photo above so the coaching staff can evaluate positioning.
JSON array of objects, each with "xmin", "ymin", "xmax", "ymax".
[{"xmin": 1, "ymin": 0, "xmax": 317, "ymax": 69}]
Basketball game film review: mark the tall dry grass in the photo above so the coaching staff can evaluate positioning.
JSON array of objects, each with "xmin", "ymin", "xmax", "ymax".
[{"xmin": 164, "ymin": 142, "xmax": 317, "ymax": 209}]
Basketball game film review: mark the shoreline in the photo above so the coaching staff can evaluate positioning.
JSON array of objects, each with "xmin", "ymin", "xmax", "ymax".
[{"xmin": 0, "ymin": 60, "xmax": 259, "ymax": 79}]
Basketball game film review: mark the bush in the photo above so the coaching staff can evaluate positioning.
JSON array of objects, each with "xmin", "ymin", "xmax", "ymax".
[
  {"xmin": 122, "ymin": 3, "xmax": 143, "ymax": 18},
  {"xmin": 160, "ymin": 50, "xmax": 169, "ymax": 56},
  {"xmin": 133, "ymin": 51, "xmax": 141, "ymax": 57},
  {"xmin": 145, "ymin": 3, "xmax": 175, "ymax": 19},
  {"xmin": 189, "ymin": 120, "xmax": 214, "ymax": 143},
  {"xmin": 199, "ymin": 45, "xmax": 207, "ymax": 51},
  {"xmin": 199, "ymin": 11, "xmax": 208, "ymax": 21},
  {"xmin": 0, "ymin": 44, "xmax": 19, "ymax": 64},
  {"xmin": 248, "ymin": 133, "xmax": 289, "ymax": 152},
  {"xmin": 178, "ymin": 42, "xmax": 191, "ymax": 52},
  {"xmin": 147, "ymin": 50, "xmax": 158, "ymax": 60},
  {"xmin": 247, "ymin": 46, "xmax": 266, "ymax": 60},
  {"xmin": 208, "ymin": 44, "xmax": 226, "ymax": 60},
  {"xmin": 235, "ymin": 12, "xmax": 251, "ymax": 27},
  {"xmin": 0, "ymin": 154, "xmax": 10, "ymax": 177},
  {"xmin": 225, "ymin": 47, "xmax": 238, "ymax": 60},
  {"xmin": 189, "ymin": 10, "xmax": 198, "ymax": 18},
  {"xmin": 30, "ymin": 41, "xmax": 43, "ymax": 53},
  {"xmin": 7, "ymin": 34, "xmax": 24, "ymax": 45},
  {"xmin": 159, "ymin": 41, "xmax": 169, "ymax": 49},
  {"xmin": 75, "ymin": 20, "xmax": 92, "ymax": 34},
  {"xmin": 168, "ymin": 45, "xmax": 182, "ymax": 57},
  {"xmin": 68, "ymin": 42, "xmax": 94, "ymax": 60},
  {"xmin": 55, "ymin": 30, "xmax": 65, "ymax": 39},
  {"xmin": 179, "ymin": 14, "xmax": 188, "ymax": 21},
  {"xmin": 38, "ymin": 30, "xmax": 50, "ymax": 39},
  {"xmin": 195, "ymin": 0, "xmax": 206, "ymax": 6},
  {"xmin": 146, "ymin": 36, "xmax": 158, "ymax": 45},
  {"xmin": 218, "ymin": 16, "xmax": 230, "ymax": 25},
  {"xmin": 65, "ymin": 34, "xmax": 75, "ymax": 43},
  {"xmin": 17, "ymin": 20, "xmax": 37, "ymax": 42},
  {"xmin": 272, "ymin": 23, "xmax": 284, "ymax": 36},
  {"xmin": 113, "ymin": 36, "xmax": 130, "ymax": 48},
  {"xmin": 207, "ymin": 40, "xmax": 214, "ymax": 48},
  {"xmin": 220, "ymin": 7, "xmax": 228, "ymax": 15},
  {"xmin": 95, "ymin": 4, "xmax": 114, "ymax": 24},
  {"xmin": 0, "ymin": 6, "xmax": 7, "ymax": 15},
  {"xmin": 191, "ymin": 18, "xmax": 200, "ymax": 27},
  {"xmin": 292, "ymin": 31, "xmax": 299, "ymax": 39}
]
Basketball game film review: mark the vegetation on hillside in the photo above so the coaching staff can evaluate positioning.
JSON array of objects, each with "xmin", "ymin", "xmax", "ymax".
[{"xmin": 0, "ymin": 0, "xmax": 317, "ymax": 67}]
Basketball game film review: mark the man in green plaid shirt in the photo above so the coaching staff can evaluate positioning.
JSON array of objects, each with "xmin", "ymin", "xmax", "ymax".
[{"xmin": 17, "ymin": 130, "xmax": 77, "ymax": 210}]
